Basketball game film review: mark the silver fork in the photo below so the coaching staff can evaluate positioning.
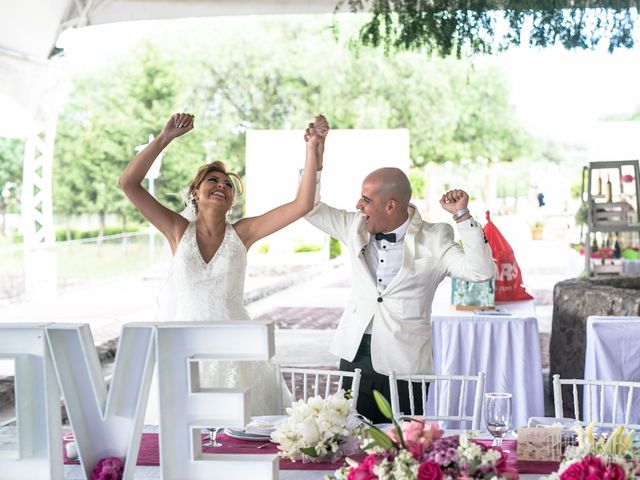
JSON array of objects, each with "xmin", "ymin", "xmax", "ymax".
[{"xmin": 233, "ymin": 442, "xmax": 271, "ymax": 449}]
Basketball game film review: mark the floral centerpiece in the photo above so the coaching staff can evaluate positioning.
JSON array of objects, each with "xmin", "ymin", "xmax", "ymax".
[
  {"xmin": 545, "ymin": 424, "xmax": 638, "ymax": 480},
  {"xmin": 328, "ymin": 391, "xmax": 517, "ymax": 480},
  {"xmin": 270, "ymin": 389, "xmax": 364, "ymax": 463}
]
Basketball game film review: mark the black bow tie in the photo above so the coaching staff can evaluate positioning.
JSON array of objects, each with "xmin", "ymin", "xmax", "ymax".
[{"xmin": 375, "ymin": 232, "xmax": 396, "ymax": 242}]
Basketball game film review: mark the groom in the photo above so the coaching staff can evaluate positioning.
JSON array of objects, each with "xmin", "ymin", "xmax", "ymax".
[{"xmin": 305, "ymin": 130, "xmax": 494, "ymax": 423}]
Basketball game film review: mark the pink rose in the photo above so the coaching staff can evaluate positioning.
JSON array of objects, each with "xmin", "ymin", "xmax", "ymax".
[
  {"xmin": 560, "ymin": 461, "xmax": 585, "ymax": 480},
  {"xmin": 388, "ymin": 421, "xmax": 444, "ymax": 460},
  {"xmin": 583, "ymin": 455, "xmax": 605, "ymax": 477},
  {"xmin": 604, "ymin": 463, "xmax": 626, "ymax": 480},
  {"xmin": 346, "ymin": 454, "xmax": 379, "ymax": 480},
  {"xmin": 91, "ymin": 457, "xmax": 124, "ymax": 480},
  {"xmin": 418, "ymin": 460, "xmax": 444, "ymax": 480}
]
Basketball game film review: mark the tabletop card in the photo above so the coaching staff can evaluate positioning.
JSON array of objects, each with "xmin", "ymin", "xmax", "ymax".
[{"xmin": 516, "ymin": 427, "xmax": 562, "ymax": 462}]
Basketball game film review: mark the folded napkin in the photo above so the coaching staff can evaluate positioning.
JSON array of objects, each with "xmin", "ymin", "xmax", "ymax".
[
  {"xmin": 527, "ymin": 417, "xmax": 583, "ymax": 432},
  {"xmin": 245, "ymin": 415, "xmax": 287, "ymax": 436}
]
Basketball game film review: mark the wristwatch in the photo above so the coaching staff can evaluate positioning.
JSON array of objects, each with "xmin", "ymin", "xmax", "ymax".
[{"xmin": 452, "ymin": 208, "xmax": 470, "ymax": 221}]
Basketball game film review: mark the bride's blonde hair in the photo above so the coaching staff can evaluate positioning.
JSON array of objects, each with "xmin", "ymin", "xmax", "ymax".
[{"xmin": 187, "ymin": 161, "xmax": 244, "ymax": 201}]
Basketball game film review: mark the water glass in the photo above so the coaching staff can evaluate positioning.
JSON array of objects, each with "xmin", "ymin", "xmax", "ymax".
[{"xmin": 484, "ymin": 392, "xmax": 512, "ymax": 447}]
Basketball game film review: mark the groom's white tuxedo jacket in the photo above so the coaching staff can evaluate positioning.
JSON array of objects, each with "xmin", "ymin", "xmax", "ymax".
[{"xmin": 306, "ymin": 198, "xmax": 495, "ymax": 376}]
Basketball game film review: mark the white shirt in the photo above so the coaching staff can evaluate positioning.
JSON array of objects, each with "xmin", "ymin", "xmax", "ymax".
[{"xmin": 363, "ymin": 218, "xmax": 410, "ymax": 333}]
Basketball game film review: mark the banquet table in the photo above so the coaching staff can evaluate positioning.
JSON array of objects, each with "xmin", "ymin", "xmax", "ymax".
[
  {"xmin": 62, "ymin": 430, "xmax": 555, "ymax": 479},
  {"xmin": 430, "ymin": 300, "xmax": 545, "ymax": 429},
  {"xmin": 583, "ymin": 315, "xmax": 640, "ymax": 425}
]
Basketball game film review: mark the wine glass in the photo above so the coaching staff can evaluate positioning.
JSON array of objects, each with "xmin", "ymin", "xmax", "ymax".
[
  {"xmin": 203, "ymin": 427, "xmax": 222, "ymax": 447},
  {"xmin": 484, "ymin": 392, "xmax": 512, "ymax": 447}
]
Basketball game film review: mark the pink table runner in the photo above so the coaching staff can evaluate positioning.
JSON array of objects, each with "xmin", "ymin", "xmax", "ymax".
[
  {"xmin": 63, "ymin": 435, "xmax": 560, "ymax": 474},
  {"xmin": 63, "ymin": 433, "xmax": 359, "ymax": 471}
]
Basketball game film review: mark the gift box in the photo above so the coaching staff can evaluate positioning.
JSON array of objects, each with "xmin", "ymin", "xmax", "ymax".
[{"xmin": 451, "ymin": 278, "xmax": 495, "ymax": 311}]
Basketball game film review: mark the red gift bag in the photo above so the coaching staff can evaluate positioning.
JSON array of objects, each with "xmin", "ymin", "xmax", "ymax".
[{"xmin": 483, "ymin": 211, "xmax": 533, "ymax": 301}]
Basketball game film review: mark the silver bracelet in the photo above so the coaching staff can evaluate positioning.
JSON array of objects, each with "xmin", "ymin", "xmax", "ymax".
[{"xmin": 452, "ymin": 207, "xmax": 470, "ymax": 221}]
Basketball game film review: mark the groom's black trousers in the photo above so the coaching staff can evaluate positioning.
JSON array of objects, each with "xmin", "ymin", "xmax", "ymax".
[{"xmin": 339, "ymin": 334, "xmax": 428, "ymax": 424}]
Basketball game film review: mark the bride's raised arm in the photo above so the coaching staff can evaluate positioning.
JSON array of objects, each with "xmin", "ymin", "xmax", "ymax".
[
  {"xmin": 119, "ymin": 113, "xmax": 193, "ymax": 252},
  {"xmin": 234, "ymin": 115, "xmax": 329, "ymax": 250}
]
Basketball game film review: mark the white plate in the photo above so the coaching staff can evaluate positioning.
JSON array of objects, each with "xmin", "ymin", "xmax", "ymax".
[{"xmin": 224, "ymin": 428, "xmax": 272, "ymax": 442}]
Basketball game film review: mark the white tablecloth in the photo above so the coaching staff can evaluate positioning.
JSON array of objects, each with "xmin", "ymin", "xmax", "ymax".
[
  {"xmin": 583, "ymin": 316, "xmax": 640, "ymax": 425},
  {"xmin": 623, "ymin": 259, "xmax": 640, "ymax": 276},
  {"xmin": 431, "ymin": 300, "xmax": 545, "ymax": 429}
]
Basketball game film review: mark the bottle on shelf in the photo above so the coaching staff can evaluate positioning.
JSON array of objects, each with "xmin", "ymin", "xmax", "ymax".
[
  {"xmin": 605, "ymin": 175, "xmax": 613, "ymax": 203},
  {"xmin": 597, "ymin": 174, "xmax": 602, "ymax": 196},
  {"xmin": 613, "ymin": 235, "xmax": 621, "ymax": 259}
]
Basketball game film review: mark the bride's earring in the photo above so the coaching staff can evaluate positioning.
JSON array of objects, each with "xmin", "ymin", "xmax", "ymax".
[{"xmin": 191, "ymin": 196, "xmax": 199, "ymax": 215}]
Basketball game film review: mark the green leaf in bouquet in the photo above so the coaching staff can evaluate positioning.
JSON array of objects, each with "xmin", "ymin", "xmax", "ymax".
[
  {"xmin": 391, "ymin": 418, "xmax": 406, "ymax": 450},
  {"xmin": 300, "ymin": 447, "xmax": 318, "ymax": 458},
  {"xmin": 300, "ymin": 446, "xmax": 318, "ymax": 457},
  {"xmin": 372, "ymin": 390, "xmax": 393, "ymax": 420},
  {"xmin": 367, "ymin": 424, "xmax": 395, "ymax": 452}
]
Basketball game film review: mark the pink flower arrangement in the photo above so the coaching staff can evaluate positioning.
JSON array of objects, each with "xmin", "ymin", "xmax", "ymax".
[
  {"xmin": 91, "ymin": 457, "xmax": 124, "ymax": 480},
  {"xmin": 559, "ymin": 454, "xmax": 626, "ymax": 480},
  {"xmin": 329, "ymin": 391, "xmax": 517, "ymax": 480}
]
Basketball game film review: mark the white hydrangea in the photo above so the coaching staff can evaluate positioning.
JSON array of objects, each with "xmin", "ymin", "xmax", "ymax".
[{"xmin": 271, "ymin": 389, "xmax": 362, "ymax": 462}]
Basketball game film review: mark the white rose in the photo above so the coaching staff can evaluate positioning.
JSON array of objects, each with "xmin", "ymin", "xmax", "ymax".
[
  {"xmin": 296, "ymin": 417, "xmax": 321, "ymax": 445},
  {"xmin": 307, "ymin": 395, "xmax": 325, "ymax": 413}
]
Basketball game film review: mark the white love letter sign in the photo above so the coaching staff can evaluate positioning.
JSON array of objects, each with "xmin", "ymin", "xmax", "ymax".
[
  {"xmin": 0, "ymin": 324, "xmax": 63, "ymax": 480},
  {"xmin": 45, "ymin": 323, "xmax": 156, "ymax": 480},
  {"xmin": 156, "ymin": 322, "xmax": 278, "ymax": 480},
  {"xmin": 1, "ymin": 321, "xmax": 278, "ymax": 480}
]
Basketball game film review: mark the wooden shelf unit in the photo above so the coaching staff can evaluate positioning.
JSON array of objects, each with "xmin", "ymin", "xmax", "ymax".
[{"xmin": 583, "ymin": 160, "xmax": 640, "ymax": 276}]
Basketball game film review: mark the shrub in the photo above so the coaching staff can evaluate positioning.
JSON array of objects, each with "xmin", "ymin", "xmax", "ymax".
[
  {"xmin": 329, "ymin": 236, "xmax": 342, "ymax": 259},
  {"xmin": 293, "ymin": 242, "xmax": 322, "ymax": 253}
]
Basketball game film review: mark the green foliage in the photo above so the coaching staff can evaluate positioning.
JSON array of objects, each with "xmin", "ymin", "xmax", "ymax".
[
  {"xmin": 329, "ymin": 236, "xmax": 342, "ymax": 259},
  {"xmin": 299, "ymin": 446, "xmax": 319, "ymax": 458},
  {"xmin": 55, "ymin": 225, "xmax": 141, "ymax": 242},
  {"xmin": 257, "ymin": 243, "xmax": 270, "ymax": 254},
  {"xmin": 575, "ymin": 203, "xmax": 588, "ymax": 226},
  {"xmin": 408, "ymin": 168, "xmax": 426, "ymax": 198},
  {"xmin": 338, "ymin": 1, "xmax": 640, "ymax": 57},
  {"xmin": 293, "ymin": 242, "xmax": 323, "ymax": 253},
  {"xmin": 372, "ymin": 390, "xmax": 394, "ymax": 421},
  {"xmin": 600, "ymin": 104, "xmax": 640, "ymax": 121},
  {"xmin": 54, "ymin": 42, "xmax": 187, "ymax": 227},
  {"xmin": 0, "ymin": 137, "xmax": 24, "ymax": 235},
  {"xmin": 51, "ymin": 17, "xmax": 534, "ymax": 227}
]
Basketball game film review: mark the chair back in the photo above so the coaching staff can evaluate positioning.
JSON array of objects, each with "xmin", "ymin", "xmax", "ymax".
[
  {"xmin": 275, "ymin": 366, "xmax": 361, "ymax": 413},
  {"xmin": 389, "ymin": 371, "xmax": 486, "ymax": 430},
  {"xmin": 552, "ymin": 374, "xmax": 640, "ymax": 429}
]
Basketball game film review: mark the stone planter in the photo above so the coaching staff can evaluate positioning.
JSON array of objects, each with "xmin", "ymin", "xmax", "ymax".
[{"xmin": 549, "ymin": 276, "xmax": 640, "ymax": 417}]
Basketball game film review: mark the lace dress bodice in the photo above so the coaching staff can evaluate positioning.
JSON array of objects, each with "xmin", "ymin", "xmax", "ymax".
[{"xmin": 173, "ymin": 221, "xmax": 250, "ymax": 323}]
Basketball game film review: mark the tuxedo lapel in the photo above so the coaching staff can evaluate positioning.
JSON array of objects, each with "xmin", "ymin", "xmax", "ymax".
[
  {"xmin": 354, "ymin": 221, "xmax": 377, "ymax": 289},
  {"xmin": 384, "ymin": 207, "xmax": 421, "ymax": 293}
]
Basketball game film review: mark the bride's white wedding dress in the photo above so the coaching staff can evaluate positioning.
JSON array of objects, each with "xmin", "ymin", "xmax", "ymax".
[{"xmin": 146, "ymin": 221, "xmax": 281, "ymax": 423}]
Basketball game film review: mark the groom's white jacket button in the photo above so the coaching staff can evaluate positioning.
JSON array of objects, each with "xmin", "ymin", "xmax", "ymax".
[{"xmin": 377, "ymin": 297, "xmax": 383, "ymax": 303}]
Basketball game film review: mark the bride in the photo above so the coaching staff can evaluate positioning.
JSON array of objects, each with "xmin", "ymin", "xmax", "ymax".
[{"xmin": 119, "ymin": 112, "xmax": 328, "ymax": 417}]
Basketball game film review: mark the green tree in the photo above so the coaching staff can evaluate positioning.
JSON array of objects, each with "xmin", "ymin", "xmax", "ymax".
[
  {"xmin": 0, "ymin": 138, "xmax": 24, "ymax": 238},
  {"xmin": 54, "ymin": 42, "xmax": 184, "ymax": 236}
]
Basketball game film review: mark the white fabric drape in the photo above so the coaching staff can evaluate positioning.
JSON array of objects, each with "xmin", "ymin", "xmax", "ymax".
[
  {"xmin": 584, "ymin": 316, "xmax": 640, "ymax": 425},
  {"xmin": 430, "ymin": 300, "xmax": 545, "ymax": 429}
]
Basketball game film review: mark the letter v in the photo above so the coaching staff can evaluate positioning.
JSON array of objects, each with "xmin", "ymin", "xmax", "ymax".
[{"xmin": 46, "ymin": 323, "xmax": 155, "ymax": 480}]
